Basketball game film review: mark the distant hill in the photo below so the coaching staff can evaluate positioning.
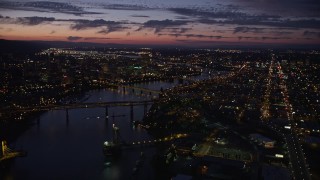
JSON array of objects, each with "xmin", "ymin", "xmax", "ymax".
[
  {"xmin": 0, "ymin": 39, "xmax": 319, "ymax": 55},
  {"xmin": 0, "ymin": 39, "xmax": 51, "ymax": 54},
  {"xmin": 0, "ymin": 39, "xmax": 128, "ymax": 54}
]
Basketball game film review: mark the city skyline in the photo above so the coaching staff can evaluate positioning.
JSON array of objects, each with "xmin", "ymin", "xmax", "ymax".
[{"xmin": 0, "ymin": 0, "xmax": 320, "ymax": 47}]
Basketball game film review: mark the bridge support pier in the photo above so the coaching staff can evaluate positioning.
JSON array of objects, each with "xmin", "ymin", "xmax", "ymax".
[
  {"xmin": 130, "ymin": 104, "xmax": 134, "ymax": 122},
  {"xmin": 66, "ymin": 108, "xmax": 69, "ymax": 125},
  {"xmin": 123, "ymin": 87, "xmax": 125, "ymax": 93},
  {"xmin": 37, "ymin": 116, "xmax": 40, "ymax": 126},
  {"xmin": 144, "ymin": 102, "xmax": 148, "ymax": 116},
  {"xmin": 105, "ymin": 106, "xmax": 109, "ymax": 120}
]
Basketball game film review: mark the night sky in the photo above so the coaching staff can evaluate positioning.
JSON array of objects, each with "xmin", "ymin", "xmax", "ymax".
[{"xmin": 0, "ymin": 0, "xmax": 319, "ymax": 46}]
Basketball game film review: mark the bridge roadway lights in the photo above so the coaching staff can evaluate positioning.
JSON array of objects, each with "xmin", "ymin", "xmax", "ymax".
[{"xmin": 12, "ymin": 100, "xmax": 154, "ymax": 116}]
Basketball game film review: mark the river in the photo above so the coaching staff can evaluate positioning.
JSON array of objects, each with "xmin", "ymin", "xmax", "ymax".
[{"xmin": 1, "ymin": 71, "xmax": 214, "ymax": 180}]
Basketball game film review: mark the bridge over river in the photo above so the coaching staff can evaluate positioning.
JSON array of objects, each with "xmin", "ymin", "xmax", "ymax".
[
  {"xmin": 2, "ymin": 100, "xmax": 155, "ymax": 123},
  {"xmin": 7, "ymin": 100, "xmax": 155, "ymax": 112}
]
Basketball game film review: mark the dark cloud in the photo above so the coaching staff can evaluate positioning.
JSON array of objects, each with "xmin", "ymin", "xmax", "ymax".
[
  {"xmin": 175, "ymin": 16, "xmax": 190, "ymax": 20},
  {"xmin": 233, "ymin": 0, "xmax": 320, "ymax": 17},
  {"xmin": 233, "ymin": 27, "xmax": 295, "ymax": 36},
  {"xmin": 280, "ymin": 19, "xmax": 320, "ymax": 29},
  {"xmin": 1, "ymin": 15, "xmax": 132, "ymax": 34},
  {"xmin": 67, "ymin": 36, "xmax": 82, "ymax": 41},
  {"xmin": 103, "ymin": 4, "xmax": 151, "ymax": 11},
  {"xmin": 144, "ymin": 19, "xmax": 189, "ymax": 27},
  {"xmin": 233, "ymin": 27, "xmax": 265, "ymax": 34},
  {"xmin": 213, "ymin": 30, "xmax": 227, "ymax": 33},
  {"xmin": 0, "ymin": 16, "xmax": 20, "ymax": 24},
  {"xmin": 237, "ymin": 36, "xmax": 291, "ymax": 41},
  {"xmin": 83, "ymin": 37, "xmax": 120, "ymax": 40},
  {"xmin": 96, "ymin": 26, "xmax": 130, "ymax": 34},
  {"xmin": 131, "ymin": 15, "xmax": 150, "ymax": 18},
  {"xmin": 70, "ymin": 19, "xmax": 119, "ymax": 30},
  {"xmin": 97, "ymin": 29, "xmax": 112, "ymax": 34},
  {"xmin": 170, "ymin": 7, "xmax": 282, "ymax": 25},
  {"xmin": 70, "ymin": 19, "xmax": 130, "ymax": 34},
  {"xmin": 0, "ymin": 15, "xmax": 10, "ymax": 19},
  {"xmin": 157, "ymin": 33, "xmax": 181, "ymax": 38},
  {"xmin": 238, "ymin": 36, "xmax": 259, "ymax": 40},
  {"xmin": 261, "ymin": 36, "xmax": 291, "ymax": 40},
  {"xmin": 24, "ymin": 1, "xmax": 82, "ymax": 12},
  {"xmin": 157, "ymin": 27, "xmax": 191, "ymax": 34},
  {"xmin": 184, "ymin": 34, "xmax": 224, "ymax": 39},
  {"xmin": 199, "ymin": 18, "xmax": 320, "ymax": 29},
  {"xmin": 158, "ymin": 33, "xmax": 225, "ymax": 39},
  {"xmin": 303, "ymin": 31, "xmax": 320, "ymax": 38},
  {"xmin": 170, "ymin": 8, "xmax": 261, "ymax": 20},
  {"xmin": 16, "ymin": 16, "xmax": 55, "ymax": 25},
  {"xmin": 140, "ymin": 19, "xmax": 190, "ymax": 33},
  {"xmin": 170, "ymin": 7, "xmax": 320, "ymax": 29},
  {"xmin": 0, "ymin": 1, "xmax": 99, "ymax": 15},
  {"xmin": 271, "ymin": 31, "xmax": 294, "ymax": 36}
]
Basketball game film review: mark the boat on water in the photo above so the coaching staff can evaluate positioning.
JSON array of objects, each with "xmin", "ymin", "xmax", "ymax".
[{"xmin": 103, "ymin": 141, "xmax": 122, "ymax": 157}]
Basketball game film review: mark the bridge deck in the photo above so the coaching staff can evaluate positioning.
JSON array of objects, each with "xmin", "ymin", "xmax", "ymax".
[
  {"xmin": 108, "ymin": 84, "xmax": 160, "ymax": 94},
  {"xmin": 4, "ymin": 100, "xmax": 155, "ymax": 112}
]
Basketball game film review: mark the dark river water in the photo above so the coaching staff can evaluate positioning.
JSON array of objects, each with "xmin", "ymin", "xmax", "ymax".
[{"xmin": 1, "ymin": 71, "xmax": 214, "ymax": 180}]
